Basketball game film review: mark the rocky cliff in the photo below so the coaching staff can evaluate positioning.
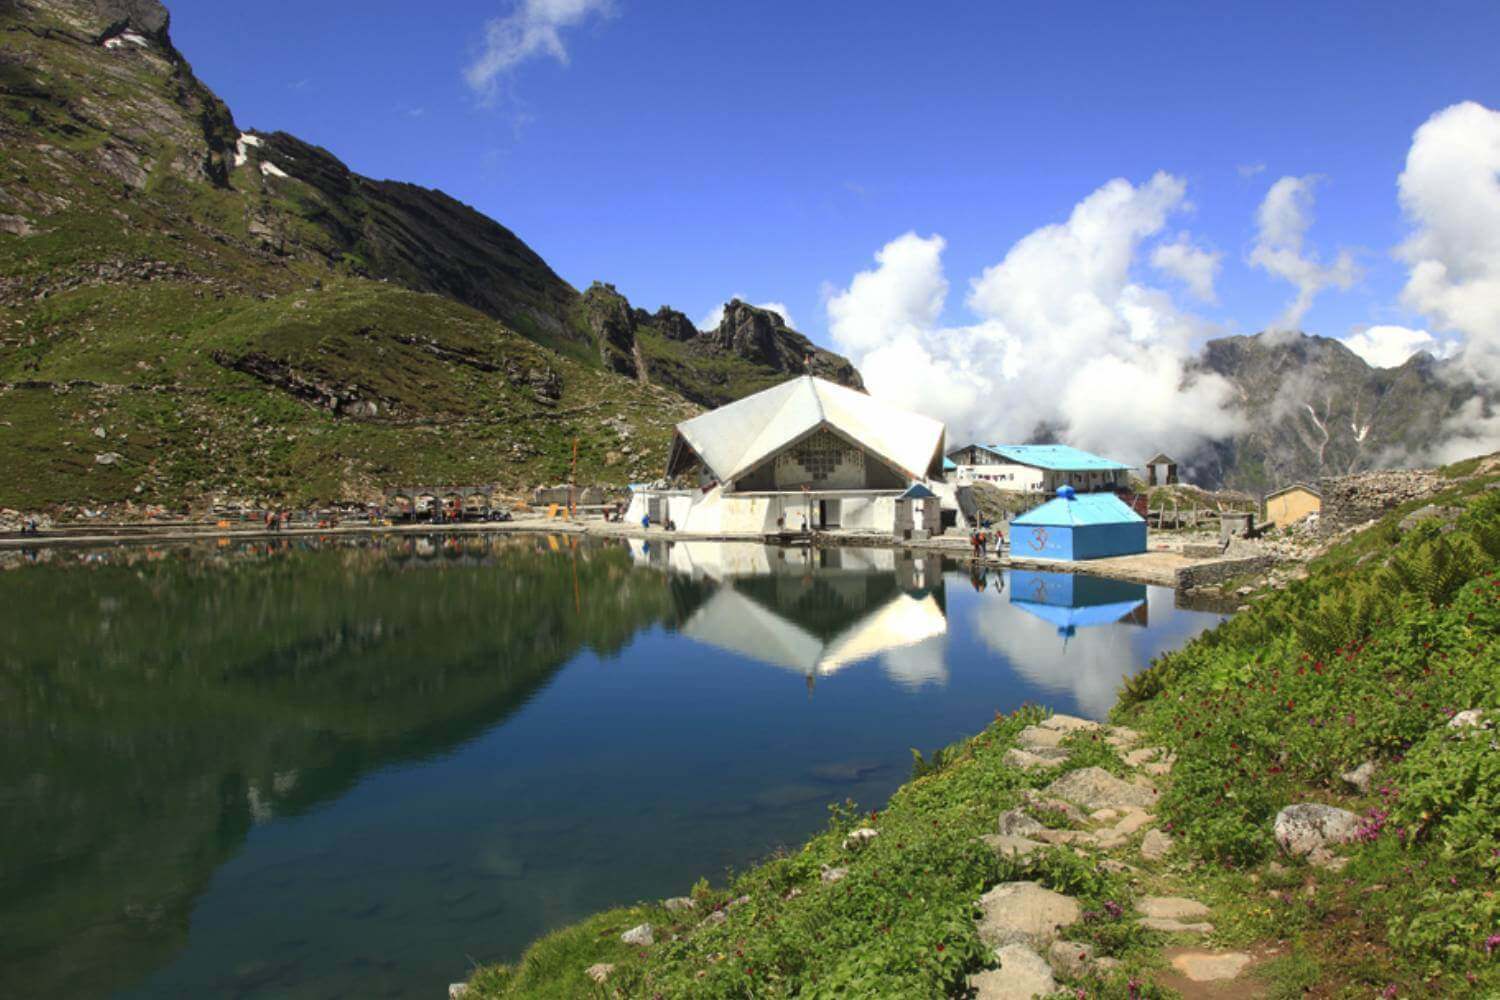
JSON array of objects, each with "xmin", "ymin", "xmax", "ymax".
[{"xmin": 579, "ymin": 286, "xmax": 865, "ymax": 406}]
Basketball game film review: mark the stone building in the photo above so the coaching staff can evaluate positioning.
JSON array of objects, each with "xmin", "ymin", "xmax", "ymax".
[{"xmin": 1263, "ymin": 482, "xmax": 1322, "ymax": 529}]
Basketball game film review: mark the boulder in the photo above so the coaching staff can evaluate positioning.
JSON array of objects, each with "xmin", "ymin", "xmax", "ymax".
[
  {"xmin": 1398, "ymin": 504, "xmax": 1462, "ymax": 533},
  {"xmin": 584, "ymin": 963, "xmax": 615, "ymax": 984},
  {"xmin": 1340, "ymin": 761, "xmax": 1375, "ymax": 793},
  {"xmin": 663, "ymin": 896, "xmax": 695, "ymax": 912},
  {"xmin": 843, "ymin": 827, "xmax": 878, "ymax": 849},
  {"xmin": 448, "ymin": 983, "xmax": 468, "ymax": 999},
  {"xmin": 1039, "ymin": 713, "xmax": 1101, "ymax": 734},
  {"xmin": 1034, "ymin": 829, "xmax": 1085, "ymax": 845},
  {"xmin": 1138, "ymin": 896, "xmax": 1211, "ymax": 920},
  {"xmin": 1140, "ymin": 828, "xmax": 1174, "ymax": 862},
  {"xmin": 976, "ymin": 881, "xmax": 1081, "ymax": 950},
  {"xmin": 1047, "ymin": 939, "xmax": 1099, "ymax": 980},
  {"xmin": 968, "ymin": 943, "xmax": 1056, "ymax": 1000},
  {"xmin": 980, "ymin": 834, "xmax": 1046, "ymax": 860},
  {"xmin": 1016, "ymin": 725, "xmax": 1067, "ymax": 749},
  {"xmin": 1169, "ymin": 950, "xmax": 1252, "ymax": 982},
  {"xmin": 1090, "ymin": 828, "xmax": 1129, "ymax": 850},
  {"xmin": 1449, "ymin": 709, "xmax": 1488, "ymax": 729},
  {"xmin": 1273, "ymin": 803, "xmax": 1360, "ymax": 857},
  {"xmin": 1044, "ymin": 767, "xmax": 1157, "ymax": 811},
  {"xmin": 620, "ymin": 923, "xmax": 653, "ymax": 946},
  {"xmin": 1021, "ymin": 790, "xmax": 1088, "ymax": 825},
  {"xmin": 1003, "ymin": 748, "xmax": 1064, "ymax": 772},
  {"xmin": 1113, "ymin": 809, "xmax": 1156, "ymax": 836},
  {"xmin": 998, "ymin": 808, "xmax": 1045, "ymax": 838},
  {"xmin": 819, "ymin": 865, "xmax": 847, "ymax": 884},
  {"xmin": 1139, "ymin": 916, "xmax": 1215, "ymax": 934}
]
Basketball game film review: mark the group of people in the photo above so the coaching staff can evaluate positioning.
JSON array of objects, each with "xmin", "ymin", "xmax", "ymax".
[
  {"xmin": 969, "ymin": 524, "xmax": 1003, "ymax": 559},
  {"xmin": 262, "ymin": 510, "xmax": 291, "ymax": 532}
]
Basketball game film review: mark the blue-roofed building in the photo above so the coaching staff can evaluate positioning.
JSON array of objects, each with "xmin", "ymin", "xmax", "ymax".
[
  {"xmin": 1009, "ymin": 487, "xmax": 1146, "ymax": 560},
  {"xmin": 946, "ymin": 443, "xmax": 1133, "ymax": 494}
]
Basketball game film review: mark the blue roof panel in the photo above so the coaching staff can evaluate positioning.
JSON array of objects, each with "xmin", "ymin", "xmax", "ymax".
[
  {"xmin": 1012, "ymin": 492, "xmax": 1146, "ymax": 527},
  {"xmin": 981, "ymin": 444, "xmax": 1132, "ymax": 471}
]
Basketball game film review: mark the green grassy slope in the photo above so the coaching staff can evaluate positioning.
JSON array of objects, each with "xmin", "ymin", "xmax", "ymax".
[{"xmin": 0, "ymin": 1, "xmax": 706, "ymax": 508}]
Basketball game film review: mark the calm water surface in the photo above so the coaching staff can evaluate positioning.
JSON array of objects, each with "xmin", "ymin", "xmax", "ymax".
[{"xmin": 0, "ymin": 534, "xmax": 1223, "ymax": 999}]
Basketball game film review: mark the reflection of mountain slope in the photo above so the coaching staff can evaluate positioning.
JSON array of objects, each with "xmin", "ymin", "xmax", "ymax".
[{"xmin": 0, "ymin": 537, "xmax": 692, "ymax": 1000}]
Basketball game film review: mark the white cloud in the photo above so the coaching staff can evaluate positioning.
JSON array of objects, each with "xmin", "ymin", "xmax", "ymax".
[
  {"xmin": 465, "ymin": 0, "xmax": 612, "ymax": 101},
  {"xmin": 1150, "ymin": 233, "xmax": 1221, "ymax": 302},
  {"xmin": 1249, "ymin": 176, "xmax": 1359, "ymax": 331},
  {"xmin": 825, "ymin": 173, "xmax": 1244, "ymax": 463},
  {"xmin": 698, "ymin": 298, "xmax": 795, "ymax": 332},
  {"xmin": 1395, "ymin": 100, "xmax": 1500, "ymax": 461},
  {"xmin": 1237, "ymin": 162, "xmax": 1266, "ymax": 179},
  {"xmin": 1340, "ymin": 324, "xmax": 1453, "ymax": 369}
]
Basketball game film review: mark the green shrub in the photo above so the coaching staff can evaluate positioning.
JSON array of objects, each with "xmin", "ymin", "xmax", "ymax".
[{"xmin": 1390, "ymin": 721, "xmax": 1500, "ymax": 871}]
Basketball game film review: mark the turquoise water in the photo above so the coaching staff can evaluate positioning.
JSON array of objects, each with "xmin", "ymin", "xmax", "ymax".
[{"xmin": 0, "ymin": 534, "xmax": 1222, "ymax": 999}]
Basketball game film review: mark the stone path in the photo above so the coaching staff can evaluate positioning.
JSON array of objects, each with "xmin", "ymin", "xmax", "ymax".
[{"xmin": 965, "ymin": 713, "xmax": 1265, "ymax": 999}]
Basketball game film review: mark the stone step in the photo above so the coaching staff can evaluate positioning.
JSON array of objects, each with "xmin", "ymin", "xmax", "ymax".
[
  {"xmin": 969, "ymin": 943, "xmax": 1056, "ymax": 1000},
  {"xmin": 1138, "ymin": 896, "xmax": 1211, "ymax": 920}
]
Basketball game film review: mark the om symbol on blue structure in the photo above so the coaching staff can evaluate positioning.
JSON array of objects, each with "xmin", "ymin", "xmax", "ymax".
[{"xmin": 1026, "ymin": 527, "xmax": 1048, "ymax": 552}]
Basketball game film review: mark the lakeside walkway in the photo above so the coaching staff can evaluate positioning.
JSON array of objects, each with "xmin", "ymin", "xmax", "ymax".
[{"xmin": 0, "ymin": 514, "xmax": 1263, "ymax": 589}]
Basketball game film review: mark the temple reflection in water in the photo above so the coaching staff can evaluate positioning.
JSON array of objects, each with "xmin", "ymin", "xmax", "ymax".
[{"xmin": 631, "ymin": 540, "xmax": 948, "ymax": 688}]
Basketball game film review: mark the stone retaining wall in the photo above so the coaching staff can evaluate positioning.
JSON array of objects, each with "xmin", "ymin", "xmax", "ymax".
[
  {"xmin": 1175, "ymin": 554, "xmax": 1274, "ymax": 592},
  {"xmin": 1317, "ymin": 470, "xmax": 1444, "ymax": 533}
]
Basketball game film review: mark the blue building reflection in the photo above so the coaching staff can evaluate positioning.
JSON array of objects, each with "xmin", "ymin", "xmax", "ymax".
[{"xmin": 1008, "ymin": 570, "xmax": 1148, "ymax": 638}]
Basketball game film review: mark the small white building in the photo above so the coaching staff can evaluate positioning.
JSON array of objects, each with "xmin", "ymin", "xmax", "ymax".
[
  {"xmin": 626, "ymin": 376, "xmax": 947, "ymax": 536},
  {"xmin": 946, "ymin": 444, "xmax": 1132, "ymax": 494}
]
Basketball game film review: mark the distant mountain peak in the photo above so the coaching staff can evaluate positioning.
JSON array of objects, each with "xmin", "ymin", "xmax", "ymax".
[{"xmin": 1188, "ymin": 329, "xmax": 1479, "ymax": 491}]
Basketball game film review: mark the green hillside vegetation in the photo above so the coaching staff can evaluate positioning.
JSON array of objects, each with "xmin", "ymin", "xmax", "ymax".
[
  {"xmin": 2, "ymin": 272, "xmax": 696, "ymax": 506},
  {"xmin": 467, "ymin": 462, "xmax": 1500, "ymax": 998},
  {"xmin": 0, "ymin": 0, "xmax": 865, "ymax": 511}
]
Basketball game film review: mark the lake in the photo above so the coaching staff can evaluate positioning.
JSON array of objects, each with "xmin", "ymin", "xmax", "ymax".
[{"xmin": 0, "ymin": 533, "xmax": 1223, "ymax": 999}]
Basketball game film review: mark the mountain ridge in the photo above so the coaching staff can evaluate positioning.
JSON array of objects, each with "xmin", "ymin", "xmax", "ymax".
[
  {"xmin": 0, "ymin": 0, "xmax": 862, "ymax": 509},
  {"xmin": 0, "ymin": 0, "xmax": 1489, "ymax": 510},
  {"xmin": 1187, "ymin": 329, "xmax": 1478, "ymax": 492}
]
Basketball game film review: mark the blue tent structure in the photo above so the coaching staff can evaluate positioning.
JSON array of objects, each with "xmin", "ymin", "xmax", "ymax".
[
  {"xmin": 1009, "ymin": 571, "xmax": 1147, "ymax": 636},
  {"xmin": 1010, "ymin": 486, "xmax": 1146, "ymax": 560}
]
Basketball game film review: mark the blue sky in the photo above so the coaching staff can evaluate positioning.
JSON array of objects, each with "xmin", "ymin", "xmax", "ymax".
[{"xmin": 166, "ymin": 1, "xmax": 1500, "ymax": 456}]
